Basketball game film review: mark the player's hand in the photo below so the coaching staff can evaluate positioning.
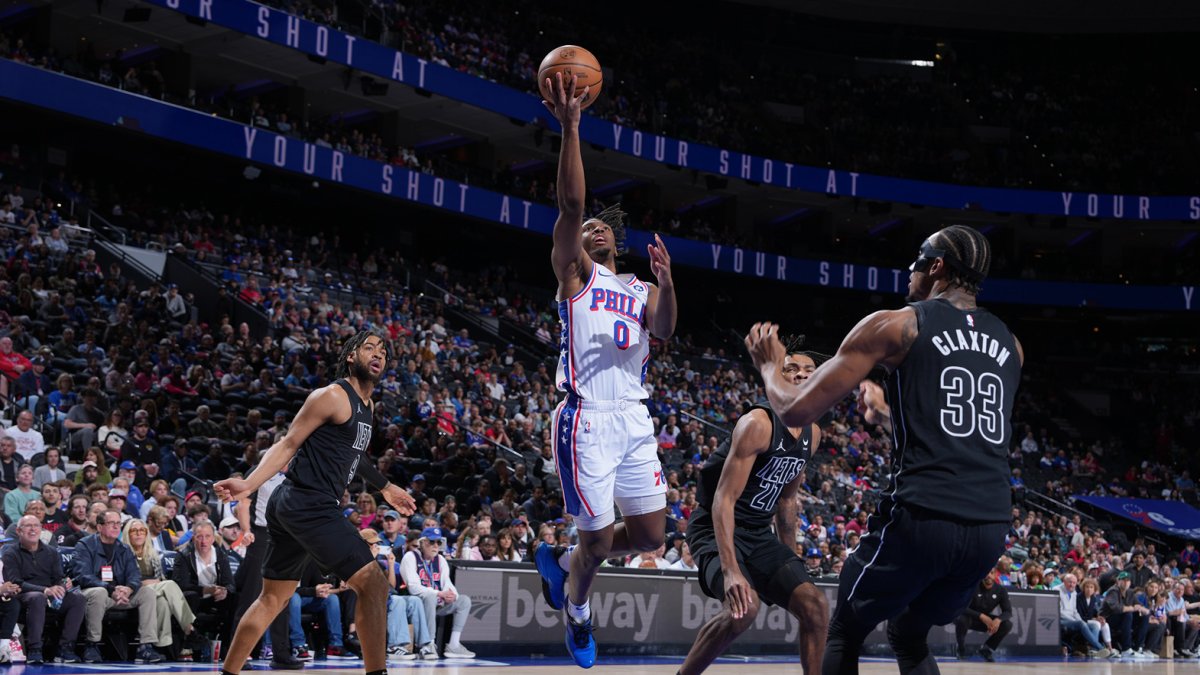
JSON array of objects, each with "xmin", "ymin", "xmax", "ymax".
[
  {"xmin": 856, "ymin": 380, "xmax": 890, "ymax": 426},
  {"xmin": 745, "ymin": 322, "xmax": 785, "ymax": 373},
  {"xmin": 722, "ymin": 569, "xmax": 754, "ymax": 620},
  {"xmin": 382, "ymin": 483, "xmax": 417, "ymax": 516},
  {"xmin": 542, "ymin": 71, "xmax": 588, "ymax": 128},
  {"xmin": 647, "ymin": 233, "xmax": 673, "ymax": 288},
  {"xmin": 214, "ymin": 477, "xmax": 251, "ymax": 503}
]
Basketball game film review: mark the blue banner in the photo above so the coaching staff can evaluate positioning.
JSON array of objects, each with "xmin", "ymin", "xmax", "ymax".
[
  {"xmin": 1073, "ymin": 496, "xmax": 1200, "ymax": 540},
  {"xmin": 1, "ymin": 58, "xmax": 1196, "ymax": 311},
  {"xmin": 141, "ymin": 0, "xmax": 1200, "ymax": 222}
]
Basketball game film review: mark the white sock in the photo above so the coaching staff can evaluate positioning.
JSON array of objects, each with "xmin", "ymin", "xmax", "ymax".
[
  {"xmin": 557, "ymin": 545, "xmax": 575, "ymax": 572},
  {"xmin": 449, "ymin": 630, "xmax": 462, "ymax": 646},
  {"xmin": 568, "ymin": 598, "xmax": 590, "ymax": 624}
]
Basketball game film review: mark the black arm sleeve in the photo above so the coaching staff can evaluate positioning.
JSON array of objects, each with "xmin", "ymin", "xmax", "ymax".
[{"xmin": 356, "ymin": 454, "xmax": 390, "ymax": 491}]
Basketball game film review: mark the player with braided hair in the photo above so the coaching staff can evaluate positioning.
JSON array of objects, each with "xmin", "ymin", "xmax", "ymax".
[
  {"xmin": 679, "ymin": 338, "xmax": 828, "ymax": 675},
  {"xmin": 745, "ymin": 224, "xmax": 1024, "ymax": 675},
  {"xmin": 534, "ymin": 71, "xmax": 679, "ymax": 668},
  {"xmin": 214, "ymin": 330, "xmax": 416, "ymax": 675}
]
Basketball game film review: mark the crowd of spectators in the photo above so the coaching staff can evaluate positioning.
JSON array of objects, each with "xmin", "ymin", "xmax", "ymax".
[
  {"xmin": 0, "ymin": 143, "xmax": 1197, "ymax": 662},
  {"xmin": 5, "ymin": 23, "xmax": 1200, "ymax": 287},
  {"xmin": 268, "ymin": 0, "xmax": 1199, "ymax": 194}
]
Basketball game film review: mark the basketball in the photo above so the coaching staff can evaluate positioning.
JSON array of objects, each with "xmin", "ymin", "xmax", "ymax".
[{"xmin": 538, "ymin": 45, "xmax": 603, "ymax": 109}]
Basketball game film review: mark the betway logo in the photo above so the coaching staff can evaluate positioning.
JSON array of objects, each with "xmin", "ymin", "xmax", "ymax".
[
  {"xmin": 682, "ymin": 583, "xmax": 800, "ymax": 642},
  {"xmin": 503, "ymin": 576, "xmax": 659, "ymax": 641}
]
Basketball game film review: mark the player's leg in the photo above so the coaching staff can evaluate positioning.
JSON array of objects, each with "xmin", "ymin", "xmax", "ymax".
[
  {"xmin": 787, "ymin": 578, "xmax": 828, "ymax": 674},
  {"xmin": 822, "ymin": 505, "xmax": 932, "ymax": 675},
  {"xmin": 679, "ymin": 593, "xmax": 761, "ymax": 674},
  {"xmin": 748, "ymin": 536, "xmax": 827, "ymax": 675},
  {"xmin": 679, "ymin": 546, "xmax": 759, "ymax": 675},
  {"xmin": 607, "ymin": 404, "xmax": 667, "ymax": 557},
  {"xmin": 224, "ymin": 578, "xmax": 300, "ymax": 674},
  {"xmin": 224, "ymin": 506, "xmax": 306, "ymax": 675},
  {"xmin": 344, "ymin": 559, "xmax": 391, "ymax": 672},
  {"xmin": 888, "ymin": 519, "xmax": 1007, "ymax": 673}
]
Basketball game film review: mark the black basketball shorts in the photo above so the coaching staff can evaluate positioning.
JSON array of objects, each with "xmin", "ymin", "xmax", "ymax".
[
  {"xmin": 689, "ymin": 523, "xmax": 812, "ymax": 608},
  {"xmin": 262, "ymin": 483, "xmax": 375, "ymax": 582}
]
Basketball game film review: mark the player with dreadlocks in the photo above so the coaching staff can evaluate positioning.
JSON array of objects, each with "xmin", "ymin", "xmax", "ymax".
[
  {"xmin": 678, "ymin": 336, "xmax": 828, "ymax": 675},
  {"xmin": 745, "ymin": 224, "xmax": 1023, "ymax": 675},
  {"xmin": 534, "ymin": 71, "xmax": 678, "ymax": 668},
  {"xmin": 215, "ymin": 329, "xmax": 417, "ymax": 675}
]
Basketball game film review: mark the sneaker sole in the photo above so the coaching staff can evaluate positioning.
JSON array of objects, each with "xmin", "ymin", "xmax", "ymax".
[{"xmin": 535, "ymin": 544, "xmax": 567, "ymax": 610}]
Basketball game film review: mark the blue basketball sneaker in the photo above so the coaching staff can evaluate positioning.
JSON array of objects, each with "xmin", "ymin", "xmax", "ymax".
[
  {"xmin": 535, "ymin": 542, "xmax": 568, "ymax": 610},
  {"xmin": 564, "ymin": 611, "xmax": 596, "ymax": 668}
]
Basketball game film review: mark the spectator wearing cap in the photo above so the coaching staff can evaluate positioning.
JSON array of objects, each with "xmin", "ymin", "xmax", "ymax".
[
  {"xmin": 107, "ymin": 484, "xmax": 135, "ymax": 522},
  {"xmin": 13, "ymin": 356, "xmax": 51, "ymax": 419},
  {"xmin": 4, "ymin": 465, "xmax": 37, "ymax": 524},
  {"xmin": 1102, "ymin": 571, "xmax": 1151, "ymax": 656},
  {"xmin": 120, "ymin": 416, "xmax": 159, "ymax": 476},
  {"xmin": 360, "ymin": 528, "xmax": 436, "ymax": 660},
  {"xmin": 113, "ymin": 461, "xmax": 145, "ymax": 512},
  {"xmin": 377, "ymin": 510, "xmax": 406, "ymax": 549},
  {"xmin": 217, "ymin": 516, "xmax": 247, "ymax": 559},
  {"xmin": 400, "ymin": 527, "xmax": 475, "ymax": 658},
  {"xmin": 32, "ymin": 447, "xmax": 66, "ymax": 490},
  {"xmin": 510, "ymin": 517, "xmax": 533, "ymax": 550},
  {"xmin": 410, "ymin": 474, "xmax": 428, "ymax": 505},
  {"xmin": 804, "ymin": 548, "xmax": 825, "ymax": 578},
  {"xmin": 163, "ymin": 284, "xmax": 187, "ymax": 321},
  {"xmin": 6, "ymin": 410, "xmax": 45, "ymax": 464},
  {"xmin": 161, "ymin": 438, "xmax": 199, "ymax": 496}
]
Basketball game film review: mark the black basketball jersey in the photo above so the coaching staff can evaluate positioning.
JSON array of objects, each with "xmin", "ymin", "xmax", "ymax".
[
  {"xmin": 697, "ymin": 404, "xmax": 812, "ymax": 530},
  {"xmin": 882, "ymin": 298, "xmax": 1020, "ymax": 523},
  {"xmin": 284, "ymin": 379, "xmax": 374, "ymax": 504}
]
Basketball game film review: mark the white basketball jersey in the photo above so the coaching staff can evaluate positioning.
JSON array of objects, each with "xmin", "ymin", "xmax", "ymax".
[{"xmin": 556, "ymin": 264, "xmax": 652, "ymax": 401}]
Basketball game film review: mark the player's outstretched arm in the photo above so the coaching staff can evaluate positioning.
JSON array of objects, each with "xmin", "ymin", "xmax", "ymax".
[
  {"xmin": 214, "ymin": 384, "xmax": 341, "ymax": 502},
  {"xmin": 713, "ymin": 409, "xmax": 772, "ymax": 619},
  {"xmin": 545, "ymin": 72, "xmax": 593, "ymax": 287},
  {"xmin": 746, "ymin": 309, "xmax": 917, "ymax": 428}
]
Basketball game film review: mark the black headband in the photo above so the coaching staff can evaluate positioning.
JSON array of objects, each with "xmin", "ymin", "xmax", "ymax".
[{"xmin": 912, "ymin": 241, "xmax": 984, "ymax": 283}]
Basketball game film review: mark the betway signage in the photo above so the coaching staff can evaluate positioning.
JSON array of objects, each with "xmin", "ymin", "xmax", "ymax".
[{"xmin": 452, "ymin": 563, "xmax": 1060, "ymax": 655}]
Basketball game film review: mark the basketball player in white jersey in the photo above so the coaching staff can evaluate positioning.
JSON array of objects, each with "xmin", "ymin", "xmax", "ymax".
[{"xmin": 534, "ymin": 72, "xmax": 678, "ymax": 669}]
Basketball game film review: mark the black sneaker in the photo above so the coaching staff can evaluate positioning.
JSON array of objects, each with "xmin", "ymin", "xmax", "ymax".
[
  {"xmin": 270, "ymin": 655, "xmax": 305, "ymax": 670},
  {"xmin": 978, "ymin": 646, "xmax": 996, "ymax": 663},
  {"xmin": 82, "ymin": 643, "xmax": 104, "ymax": 663},
  {"xmin": 26, "ymin": 649, "xmax": 44, "ymax": 665},
  {"xmin": 292, "ymin": 644, "xmax": 312, "ymax": 660},
  {"xmin": 57, "ymin": 646, "xmax": 82, "ymax": 664},
  {"xmin": 956, "ymin": 644, "xmax": 967, "ymax": 660},
  {"xmin": 135, "ymin": 644, "xmax": 165, "ymax": 664}
]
